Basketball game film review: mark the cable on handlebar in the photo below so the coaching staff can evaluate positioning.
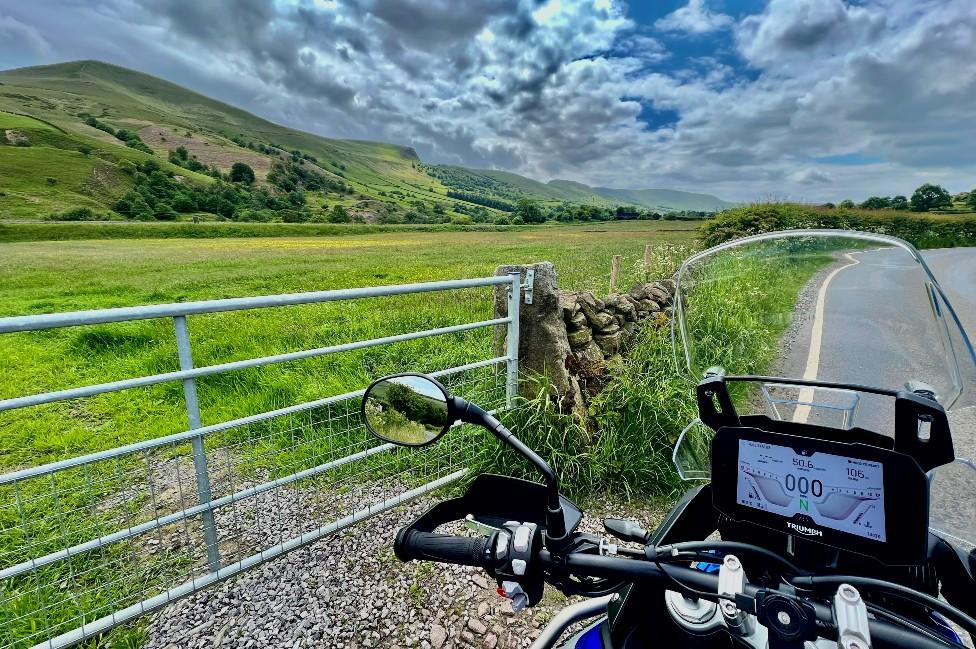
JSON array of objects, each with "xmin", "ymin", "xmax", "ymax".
[
  {"xmin": 790, "ymin": 575, "xmax": 976, "ymax": 636},
  {"xmin": 653, "ymin": 541, "xmax": 809, "ymax": 576},
  {"xmin": 647, "ymin": 554, "xmax": 736, "ymax": 602}
]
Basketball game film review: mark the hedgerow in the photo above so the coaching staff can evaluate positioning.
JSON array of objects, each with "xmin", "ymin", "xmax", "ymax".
[{"xmin": 702, "ymin": 203, "xmax": 976, "ymax": 249}]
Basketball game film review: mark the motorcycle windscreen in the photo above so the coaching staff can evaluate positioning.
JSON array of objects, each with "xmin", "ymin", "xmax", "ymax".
[{"xmin": 671, "ymin": 230, "xmax": 976, "ymax": 547}]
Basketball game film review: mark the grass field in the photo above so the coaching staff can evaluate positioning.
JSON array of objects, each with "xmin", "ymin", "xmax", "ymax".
[
  {"xmin": 0, "ymin": 220, "xmax": 700, "ymax": 647},
  {"xmin": 0, "ymin": 220, "xmax": 697, "ymax": 470}
]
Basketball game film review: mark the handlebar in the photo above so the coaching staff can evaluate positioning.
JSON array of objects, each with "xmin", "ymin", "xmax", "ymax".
[
  {"xmin": 538, "ymin": 551, "xmax": 962, "ymax": 649},
  {"xmin": 394, "ymin": 529, "xmax": 494, "ymax": 568},
  {"xmin": 394, "ymin": 528, "xmax": 966, "ymax": 649}
]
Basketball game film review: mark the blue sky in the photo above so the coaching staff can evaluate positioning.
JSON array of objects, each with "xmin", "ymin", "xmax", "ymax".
[{"xmin": 1, "ymin": 0, "xmax": 975, "ymax": 202}]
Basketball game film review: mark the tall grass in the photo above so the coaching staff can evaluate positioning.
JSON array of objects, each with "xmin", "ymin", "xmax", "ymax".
[{"xmin": 491, "ymin": 240, "xmax": 828, "ymax": 501}]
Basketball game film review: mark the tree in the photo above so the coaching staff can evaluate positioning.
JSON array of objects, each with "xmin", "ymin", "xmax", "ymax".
[
  {"xmin": 839, "ymin": 199, "xmax": 855, "ymax": 209},
  {"xmin": 514, "ymin": 198, "xmax": 545, "ymax": 224},
  {"xmin": 890, "ymin": 195, "xmax": 909, "ymax": 211},
  {"xmin": 967, "ymin": 190, "xmax": 976, "ymax": 211},
  {"xmin": 229, "ymin": 162, "xmax": 256, "ymax": 185},
  {"xmin": 153, "ymin": 203, "xmax": 179, "ymax": 221},
  {"xmin": 859, "ymin": 196, "xmax": 891, "ymax": 210},
  {"xmin": 328, "ymin": 204, "xmax": 351, "ymax": 223},
  {"xmin": 910, "ymin": 183, "xmax": 952, "ymax": 212},
  {"xmin": 172, "ymin": 194, "xmax": 197, "ymax": 213}
]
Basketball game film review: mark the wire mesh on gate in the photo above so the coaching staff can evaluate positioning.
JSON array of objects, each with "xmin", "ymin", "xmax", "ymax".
[
  {"xmin": 0, "ymin": 363, "xmax": 505, "ymax": 649},
  {"xmin": 0, "ymin": 276, "xmax": 518, "ymax": 649}
]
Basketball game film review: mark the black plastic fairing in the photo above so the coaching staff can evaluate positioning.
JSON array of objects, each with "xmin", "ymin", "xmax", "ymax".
[{"xmin": 398, "ymin": 473, "xmax": 582, "ymax": 536}]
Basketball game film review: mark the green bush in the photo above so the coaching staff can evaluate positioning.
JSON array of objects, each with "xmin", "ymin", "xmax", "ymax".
[
  {"xmin": 327, "ymin": 204, "xmax": 351, "ymax": 223},
  {"xmin": 236, "ymin": 209, "xmax": 276, "ymax": 223},
  {"xmin": 280, "ymin": 209, "xmax": 310, "ymax": 223},
  {"xmin": 702, "ymin": 203, "xmax": 976, "ymax": 249},
  {"xmin": 46, "ymin": 207, "xmax": 112, "ymax": 221},
  {"xmin": 153, "ymin": 203, "xmax": 178, "ymax": 221}
]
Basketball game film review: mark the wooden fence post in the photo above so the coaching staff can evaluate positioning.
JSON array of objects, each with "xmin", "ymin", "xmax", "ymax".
[
  {"xmin": 644, "ymin": 244, "xmax": 652, "ymax": 278},
  {"xmin": 610, "ymin": 255, "xmax": 621, "ymax": 294}
]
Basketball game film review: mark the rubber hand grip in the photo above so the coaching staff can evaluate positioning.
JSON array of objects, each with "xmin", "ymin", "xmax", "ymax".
[{"xmin": 395, "ymin": 529, "xmax": 490, "ymax": 567}]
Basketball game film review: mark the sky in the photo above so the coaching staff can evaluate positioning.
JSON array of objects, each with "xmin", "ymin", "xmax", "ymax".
[{"xmin": 1, "ymin": 0, "xmax": 975, "ymax": 202}]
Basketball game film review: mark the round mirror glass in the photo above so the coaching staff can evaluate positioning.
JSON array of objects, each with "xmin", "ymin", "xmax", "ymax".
[{"xmin": 362, "ymin": 374, "xmax": 451, "ymax": 446}]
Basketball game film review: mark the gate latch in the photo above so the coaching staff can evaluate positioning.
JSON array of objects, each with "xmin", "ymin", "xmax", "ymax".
[{"xmin": 523, "ymin": 269, "xmax": 534, "ymax": 305}]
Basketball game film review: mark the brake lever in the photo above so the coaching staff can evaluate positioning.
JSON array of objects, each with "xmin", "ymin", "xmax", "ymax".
[{"xmin": 464, "ymin": 514, "xmax": 500, "ymax": 536}]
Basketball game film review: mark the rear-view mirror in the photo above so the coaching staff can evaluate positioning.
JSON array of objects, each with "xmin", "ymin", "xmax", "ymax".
[{"xmin": 361, "ymin": 374, "xmax": 452, "ymax": 446}]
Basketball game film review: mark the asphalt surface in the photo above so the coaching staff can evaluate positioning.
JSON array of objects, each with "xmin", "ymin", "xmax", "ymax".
[{"xmin": 768, "ymin": 246, "xmax": 976, "ymax": 548}]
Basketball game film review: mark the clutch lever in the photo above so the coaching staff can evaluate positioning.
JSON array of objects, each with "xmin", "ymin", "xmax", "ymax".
[{"xmin": 464, "ymin": 514, "xmax": 501, "ymax": 536}]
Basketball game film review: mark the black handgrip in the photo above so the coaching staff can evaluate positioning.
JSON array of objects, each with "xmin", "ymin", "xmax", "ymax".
[{"xmin": 395, "ymin": 529, "xmax": 492, "ymax": 567}]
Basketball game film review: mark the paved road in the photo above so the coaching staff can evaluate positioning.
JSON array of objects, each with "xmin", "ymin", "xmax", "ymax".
[
  {"xmin": 770, "ymin": 246, "xmax": 976, "ymax": 547},
  {"xmin": 927, "ymin": 248, "xmax": 976, "ymax": 336},
  {"xmin": 772, "ymin": 247, "xmax": 975, "ymax": 430}
]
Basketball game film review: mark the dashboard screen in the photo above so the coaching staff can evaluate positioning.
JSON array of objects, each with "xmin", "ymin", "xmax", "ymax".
[{"xmin": 736, "ymin": 439, "xmax": 886, "ymax": 542}]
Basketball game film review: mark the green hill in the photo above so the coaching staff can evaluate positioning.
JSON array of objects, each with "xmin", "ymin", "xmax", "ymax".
[
  {"xmin": 424, "ymin": 165, "xmax": 732, "ymax": 212},
  {"xmin": 0, "ymin": 60, "xmax": 731, "ymax": 222},
  {"xmin": 590, "ymin": 187, "xmax": 732, "ymax": 212}
]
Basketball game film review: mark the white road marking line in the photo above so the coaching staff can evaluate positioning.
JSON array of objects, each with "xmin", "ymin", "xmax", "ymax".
[{"xmin": 793, "ymin": 253, "xmax": 861, "ymax": 424}]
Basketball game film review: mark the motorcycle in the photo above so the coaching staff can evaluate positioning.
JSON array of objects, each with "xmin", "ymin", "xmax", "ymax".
[{"xmin": 359, "ymin": 230, "xmax": 976, "ymax": 649}]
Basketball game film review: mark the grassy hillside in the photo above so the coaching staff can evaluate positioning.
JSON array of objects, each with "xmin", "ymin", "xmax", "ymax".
[
  {"xmin": 0, "ymin": 60, "xmax": 731, "ymax": 222},
  {"xmin": 0, "ymin": 61, "xmax": 480, "ymax": 221},
  {"xmin": 0, "ymin": 109, "xmax": 214, "ymax": 219}
]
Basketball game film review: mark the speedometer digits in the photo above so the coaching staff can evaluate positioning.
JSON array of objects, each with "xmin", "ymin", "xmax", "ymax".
[
  {"xmin": 783, "ymin": 474, "xmax": 823, "ymax": 497},
  {"xmin": 736, "ymin": 439, "xmax": 886, "ymax": 542}
]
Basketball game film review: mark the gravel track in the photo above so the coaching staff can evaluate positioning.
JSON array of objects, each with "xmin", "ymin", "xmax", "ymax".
[{"xmin": 144, "ymin": 478, "xmax": 664, "ymax": 649}]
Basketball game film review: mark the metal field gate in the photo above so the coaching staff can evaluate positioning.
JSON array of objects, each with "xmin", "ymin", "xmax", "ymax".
[{"xmin": 0, "ymin": 274, "xmax": 522, "ymax": 649}]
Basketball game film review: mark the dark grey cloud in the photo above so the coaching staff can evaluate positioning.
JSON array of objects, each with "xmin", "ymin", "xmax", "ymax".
[
  {"xmin": 0, "ymin": 15, "xmax": 50, "ymax": 68},
  {"xmin": 1, "ymin": 0, "xmax": 975, "ymax": 201}
]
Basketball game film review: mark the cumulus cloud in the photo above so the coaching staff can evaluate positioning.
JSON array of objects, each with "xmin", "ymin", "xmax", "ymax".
[
  {"xmin": 736, "ymin": 0, "xmax": 886, "ymax": 69},
  {"xmin": 1, "ymin": 0, "xmax": 975, "ymax": 202},
  {"xmin": 654, "ymin": 0, "xmax": 732, "ymax": 34}
]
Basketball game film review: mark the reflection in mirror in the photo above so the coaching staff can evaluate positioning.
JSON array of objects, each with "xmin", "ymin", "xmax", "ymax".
[{"xmin": 363, "ymin": 375, "xmax": 451, "ymax": 446}]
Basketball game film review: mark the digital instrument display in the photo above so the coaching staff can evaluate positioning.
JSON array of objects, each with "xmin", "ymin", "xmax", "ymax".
[{"xmin": 736, "ymin": 439, "xmax": 886, "ymax": 542}]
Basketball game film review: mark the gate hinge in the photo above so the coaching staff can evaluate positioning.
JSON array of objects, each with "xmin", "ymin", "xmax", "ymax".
[{"xmin": 523, "ymin": 269, "xmax": 534, "ymax": 305}]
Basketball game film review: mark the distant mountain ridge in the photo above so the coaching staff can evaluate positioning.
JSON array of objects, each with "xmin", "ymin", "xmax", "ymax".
[
  {"xmin": 0, "ymin": 60, "xmax": 731, "ymax": 220},
  {"xmin": 590, "ymin": 186, "xmax": 732, "ymax": 212},
  {"xmin": 426, "ymin": 166, "xmax": 732, "ymax": 212}
]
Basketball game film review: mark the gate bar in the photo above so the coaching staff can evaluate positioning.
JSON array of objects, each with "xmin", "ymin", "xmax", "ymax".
[
  {"xmin": 0, "ymin": 356, "xmax": 507, "ymax": 486},
  {"xmin": 0, "ymin": 276, "xmax": 513, "ymax": 334},
  {"xmin": 0, "ymin": 317, "xmax": 510, "ymax": 413},
  {"xmin": 173, "ymin": 315, "xmax": 220, "ymax": 572}
]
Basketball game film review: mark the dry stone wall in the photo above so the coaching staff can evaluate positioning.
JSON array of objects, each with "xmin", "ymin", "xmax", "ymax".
[
  {"xmin": 561, "ymin": 280, "xmax": 675, "ymax": 400},
  {"xmin": 495, "ymin": 262, "xmax": 676, "ymax": 413}
]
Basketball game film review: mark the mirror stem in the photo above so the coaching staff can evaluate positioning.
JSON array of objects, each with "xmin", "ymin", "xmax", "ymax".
[{"xmin": 452, "ymin": 398, "xmax": 567, "ymax": 543}]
